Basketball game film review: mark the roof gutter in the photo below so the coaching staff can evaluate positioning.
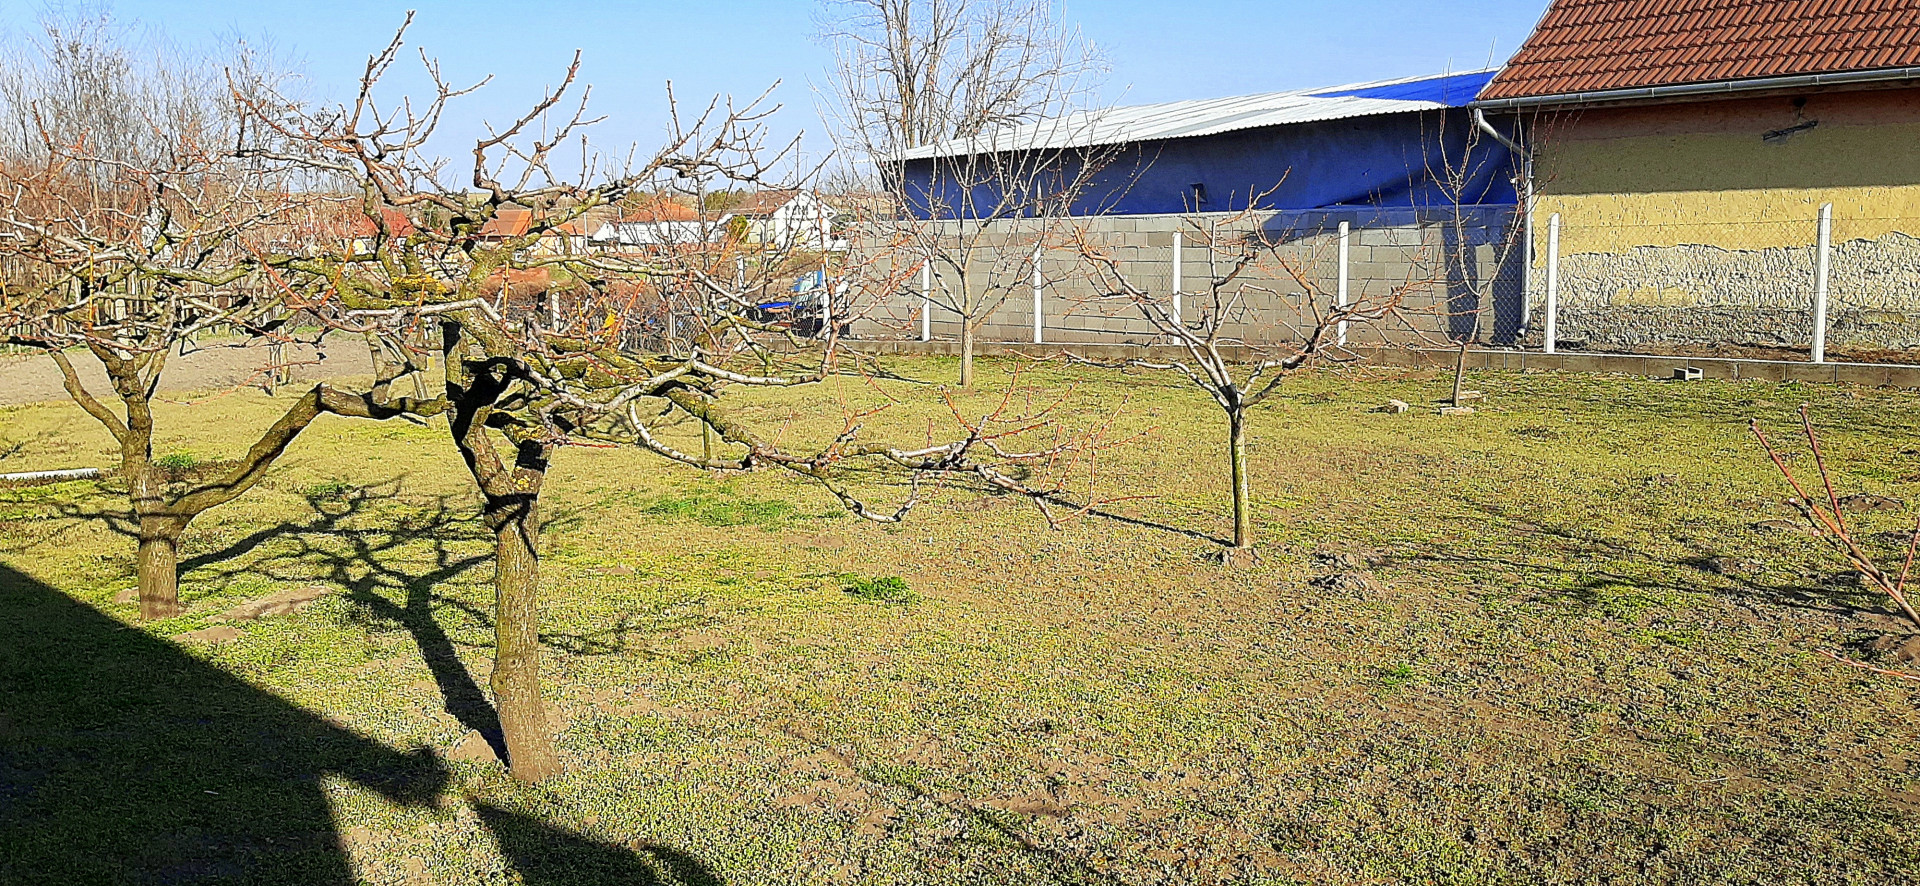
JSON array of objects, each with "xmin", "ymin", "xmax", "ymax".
[{"xmin": 1472, "ymin": 65, "xmax": 1920, "ymax": 110}]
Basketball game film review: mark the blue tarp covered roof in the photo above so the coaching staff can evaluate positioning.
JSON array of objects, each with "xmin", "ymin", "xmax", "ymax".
[
  {"xmin": 901, "ymin": 69, "xmax": 1518, "ymax": 219},
  {"xmin": 1307, "ymin": 70, "xmax": 1498, "ymax": 104}
]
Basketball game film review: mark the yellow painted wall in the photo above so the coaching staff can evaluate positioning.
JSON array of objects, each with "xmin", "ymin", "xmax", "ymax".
[{"xmin": 1534, "ymin": 93, "xmax": 1920, "ymax": 254}]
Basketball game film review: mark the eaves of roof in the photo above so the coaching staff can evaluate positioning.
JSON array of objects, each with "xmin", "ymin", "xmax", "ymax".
[{"xmin": 1473, "ymin": 63, "xmax": 1920, "ymax": 109}]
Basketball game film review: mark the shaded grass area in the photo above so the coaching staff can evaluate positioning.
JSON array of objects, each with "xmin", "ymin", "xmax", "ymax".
[{"xmin": 1, "ymin": 358, "xmax": 1919, "ymax": 884}]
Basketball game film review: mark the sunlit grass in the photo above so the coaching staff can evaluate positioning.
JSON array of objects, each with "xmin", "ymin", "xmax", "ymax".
[{"xmin": 1, "ymin": 356, "xmax": 1917, "ymax": 884}]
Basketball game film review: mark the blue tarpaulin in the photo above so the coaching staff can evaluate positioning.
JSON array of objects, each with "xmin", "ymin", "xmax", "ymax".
[
  {"xmin": 1307, "ymin": 70, "xmax": 1498, "ymax": 104},
  {"xmin": 901, "ymin": 71, "xmax": 1518, "ymax": 220}
]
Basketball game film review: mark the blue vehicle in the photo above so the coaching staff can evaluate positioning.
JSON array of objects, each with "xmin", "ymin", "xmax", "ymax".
[{"xmin": 752, "ymin": 272, "xmax": 840, "ymax": 337}]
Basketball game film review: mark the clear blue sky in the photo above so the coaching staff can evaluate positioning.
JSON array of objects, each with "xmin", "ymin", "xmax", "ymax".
[{"xmin": 0, "ymin": 0, "xmax": 1548, "ymax": 170}]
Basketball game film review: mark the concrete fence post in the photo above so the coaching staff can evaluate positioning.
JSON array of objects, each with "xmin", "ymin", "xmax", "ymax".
[
  {"xmin": 822, "ymin": 278, "xmax": 836, "ymax": 339},
  {"xmin": 1544, "ymin": 212, "xmax": 1560, "ymax": 355},
  {"xmin": 1171, "ymin": 231, "xmax": 1183, "ymax": 329},
  {"xmin": 1813, "ymin": 202, "xmax": 1832, "ymax": 364},
  {"xmin": 1335, "ymin": 220, "xmax": 1350, "ymax": 347},
  {"xmin": 1032, "ymin": 240, "xmax": 1044, "ymax": 345},
  {"xmin": 919, "ymin": 261, "xmax": 932, "ymax": 342}
]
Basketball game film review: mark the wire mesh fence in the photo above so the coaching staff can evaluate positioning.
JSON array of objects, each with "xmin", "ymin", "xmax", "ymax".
[
  {"xmin": 1539, "ymin": 207, "xmax": 1920, "ymax": 364},
  {"xmin": 847, "ymin": 204, "xmax": 1920, "ymax": 366},
  {"xmin": 847, "ymin": 207, "xmax": 1528, "ymax": 352}
]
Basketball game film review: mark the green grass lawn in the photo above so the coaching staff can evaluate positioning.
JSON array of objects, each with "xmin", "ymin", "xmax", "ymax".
[{"xmin": 2, "ymin": 357, "xmax": 1918, "ymax": 884}]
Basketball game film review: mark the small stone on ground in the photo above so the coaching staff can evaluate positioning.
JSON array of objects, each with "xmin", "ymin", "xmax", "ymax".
[
  {"xmin": 1438, "ymin": 406, "xmax": 1476, "ymax": 416},
  {"xmin": 1374, "ymin": 399, "xmax": 1409, "ymax": 414}
]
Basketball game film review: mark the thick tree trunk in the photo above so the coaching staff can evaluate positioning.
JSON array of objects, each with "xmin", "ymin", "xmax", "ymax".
[
  {"xmin": 487, "ymin": 493, "xmax": 561, "ymax": 783},
  {"xmin": 1228, "ymin": 409, "xmax": 1254, "ymax": 561},
  {"xmin": 959, "ymin": 319, "xmax": 976, "ymax": 388},
  {"xmin": 136, "ymin": 517, "xmax": 183, "ymax": 619}
]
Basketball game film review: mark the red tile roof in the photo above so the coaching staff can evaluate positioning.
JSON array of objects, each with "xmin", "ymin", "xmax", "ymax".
[
  {"xmin": 1481, "ymin": 0, "xmax": 1920, "ymax": 102},
  {"xmin": 476, "ymin": 208, "xmax": 532, "ymax": 239},
  {"xmin": 718, "ymin": 190, "xmax": 800, "ymax": 217},
  {"xmin": 620, "ymin": 200, "xmax": 699, "ymax": 223},
  {"xmin": 345, "ymin": 207, "xmax": 417, "ymax": 238}
]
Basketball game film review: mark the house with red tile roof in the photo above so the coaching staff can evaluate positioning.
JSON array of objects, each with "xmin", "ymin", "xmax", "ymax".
[
  {"xmin": 470, "ymin": 206, "xmax": 607, "ymax": 256},
  {"xmin": 589, "ymin": 199, "xmax": 717, "ymax": 248},
  {"xmin": 1476, "ymin": 0, "xmax": 1920, "ymax": 356},
  {"xmin": 713, "ymin": 190, "xmax": 843, "ymax": 252}
]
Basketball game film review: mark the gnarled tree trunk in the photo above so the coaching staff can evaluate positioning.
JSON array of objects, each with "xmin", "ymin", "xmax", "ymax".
[
  {"xmin": 135, "ymin": 516, "xmax": 185, "ymax": 619},
  {"xmin": 484, "ymin": 486, "xmax": 560, "ymax": 783},
  {"xmin": 442, "ymin": 320, "xmax": 563, "ymax": 782}
]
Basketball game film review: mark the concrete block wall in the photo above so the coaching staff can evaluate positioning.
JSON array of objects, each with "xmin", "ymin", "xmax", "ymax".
[{"xmin": 848, "ymin": 210, "xmax": 1523, "ymax": 348}]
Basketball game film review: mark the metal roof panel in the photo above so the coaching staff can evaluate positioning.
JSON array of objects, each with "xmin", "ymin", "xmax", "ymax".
[{"xmin": 900, "ymin": 70, "xmax": 1494, "ymax": 161}]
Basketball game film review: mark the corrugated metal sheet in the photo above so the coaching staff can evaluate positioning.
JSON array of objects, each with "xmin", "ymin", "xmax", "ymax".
[
  {"xmin": 1481, "ymin": 0, "xmax": 1920, "ymax": 102},
  {"xmin": 901, "ymin": 70, "xmax": 1496, "ymax": 160}
]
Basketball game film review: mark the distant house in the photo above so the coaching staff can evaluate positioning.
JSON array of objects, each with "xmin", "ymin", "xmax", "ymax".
[
  {"xmin": 1475, "ymin": 0, "xmax": 1920, "ymax": 353},
  {"xmin": 589, "ymin": 192, "xmax": 844, "ymax": 252},
  {"xmin": 475, "ymin": 208, "xmax": 594, "ymax": 255},
  {"xmin": 344, "ymin": 207, "xmax": 418, "ymax": 256},
  {"xmin": 715, "ymin": 190, "xmax": 844, "ymax": 251},
  {"xmin": 589, "ymin": 200, "xmax": 715, "ymax": 249}
]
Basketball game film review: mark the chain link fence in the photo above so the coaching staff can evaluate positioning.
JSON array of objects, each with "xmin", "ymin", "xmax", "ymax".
[
  {"xmin": 1536, "ymin": 206, "xmax": 1920, "ymax": 364},
  {"xmin": 848, "ymin": 207, "xmax": 1527, "ymax": 351}
]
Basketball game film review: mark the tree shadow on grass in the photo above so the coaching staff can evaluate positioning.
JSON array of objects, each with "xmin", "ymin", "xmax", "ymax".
[
  {"xmin": 175, "ymin": 482, "xmax": 682, "ymax": 765},
  {"xmin": 1389, "ymin": 496, "xmax": 1892, "ymax": 619},
  {"xmin": 0, "ymin": 564, "xmax": 724, "ymax": 884},
  {"xmin": 234, "ymin": 484, "xmax": 513, "ymax": 761},
  {"xmin": 475, "ymin": 802, "xmax": 723, "ymax": 886},
  {"xmin": 773, "ymin": 725, "xmax": 1123, "ymax": 886}
]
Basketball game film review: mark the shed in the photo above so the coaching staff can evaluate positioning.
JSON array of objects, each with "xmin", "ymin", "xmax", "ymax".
[{"xmin": 900, "ymin": 69, "xmax": 1519, "ymax": 226}]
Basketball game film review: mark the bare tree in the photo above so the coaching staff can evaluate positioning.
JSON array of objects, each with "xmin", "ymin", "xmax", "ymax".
[
  {"xmin": 818, "ymin": 0, "xmax": 1113, "ymax": 386},
  {"xmin": 0, "ymin": 15, "xmax": 440, "ymax": 619},
  {"xmin": 259, "ymin": 20, "xmax": 1119, "ymax": 782},
  {"xmin": 1066, "ymin": 205, "xmax": 1425, "ymax": 563},
  {"xmin": 1421, "ymin": 107, "xmax": 1533, "ymax": 401},
  {"xmin": 1754, "ymin": 407, "xmax": 1920, "ymax": 682},
  {"xmin": 816, "ymin": 0, "xmax": 1104, "ymax": 160}
]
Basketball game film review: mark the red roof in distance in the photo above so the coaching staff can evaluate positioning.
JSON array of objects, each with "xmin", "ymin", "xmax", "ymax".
[{"xmin": 345, "ymin": 207, "xmax": 417, "ymax": 238}]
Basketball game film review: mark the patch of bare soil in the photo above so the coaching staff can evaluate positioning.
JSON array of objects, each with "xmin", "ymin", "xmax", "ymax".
[
  {"xmin": 213, "ymin": 586, "xmax": 330, "ymax": 621},
  {"xmin": 1869, "ymin": 633, "xmax": 1920, "ymax": 665}
]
